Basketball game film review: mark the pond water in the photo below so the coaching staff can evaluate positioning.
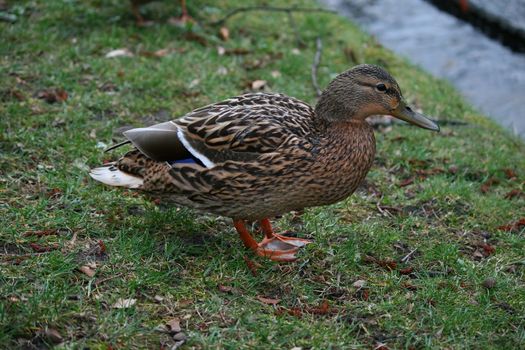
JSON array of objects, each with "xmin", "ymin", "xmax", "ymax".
[{"xmin": 322, "ymin": 0, "xmax": 525, "ymax": 138}]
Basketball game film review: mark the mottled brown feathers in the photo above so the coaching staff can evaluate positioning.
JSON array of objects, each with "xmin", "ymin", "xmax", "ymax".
[{"xmin": 105, "ymin": 92, "xmax": 376, "ymax": 220}]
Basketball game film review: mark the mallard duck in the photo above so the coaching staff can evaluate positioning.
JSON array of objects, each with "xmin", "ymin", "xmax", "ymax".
[
  {"xmin": 130, "ymin": 0, "xmax": 193, "ymax": 26},
  {"xmin": 90, "ymin": 64, "xmax": 439, "ymax": 261}
]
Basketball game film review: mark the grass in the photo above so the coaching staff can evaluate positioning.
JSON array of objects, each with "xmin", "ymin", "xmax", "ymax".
[{"xmin": 1, "ymin": 0, "xmax": 524, "ymax": 348}]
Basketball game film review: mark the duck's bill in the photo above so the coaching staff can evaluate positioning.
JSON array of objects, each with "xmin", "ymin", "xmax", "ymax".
[{"xmin": 392, "ymin": 101, "xmax": 440, "ymax": 132}]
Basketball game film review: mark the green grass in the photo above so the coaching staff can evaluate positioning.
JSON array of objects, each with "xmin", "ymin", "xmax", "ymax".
[{"xmin": 1, "ymin": 0, "xmax": 524, "ymax": 348}]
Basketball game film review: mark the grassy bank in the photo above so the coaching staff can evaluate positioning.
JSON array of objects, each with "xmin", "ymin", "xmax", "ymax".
[{"xmin": 1, "ymin": 0, "xmax": 524, "ymax": 348}]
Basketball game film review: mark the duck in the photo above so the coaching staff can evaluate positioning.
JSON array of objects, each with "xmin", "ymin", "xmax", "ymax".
[
  {"xmin": 90, "ymin": 64, "xmax": 439, "ymax": 262},
  {"xmin": 129, "ymin": 0, "xmax": 193, "ymax": 26}
]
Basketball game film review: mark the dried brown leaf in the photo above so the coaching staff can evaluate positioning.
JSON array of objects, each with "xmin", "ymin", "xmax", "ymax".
[
  {"xmin": 166, "ymin": 318, "xmax": 181, "ymax": 333},
  {"xmin": 29, "ymin": 243, "xmax": 58, "ymax": 252},
  {"xmin": 310, "ymin": 300, "xmax": 330, "ymax": 315},
  {"xmin": 98, "ymin": 240, "xmax": 106, "ymax": 254},
  {"xmin": 37, "ymin": 88, "xmax": 68, "ymax": 103},
  {"xmin": 219, "ymin": 26, "xmax": 230, "ymax": 41},
  {"xmin": 480, "ymin": 177, "xmax": 499, "ymax": 193},
  {"xmin": 217, "ymin": 285, "xmax": 233, "ymax": 293},
  {"xmin": 504, "ymin": 189, "xmax": 523, "ymax": 200},
  {"xmin": 481, "ymin": 243, "xmax": 495, "ymax": 256},
  {"xmin": 78, "ymin": 265, "xmax": 96, "ymax": 277},
  {"xmin": 256, "ymin": 296, "xmax": 280, "ymax": 305},
  {"xmin": 23, "ymin": 229, "xmax": 58, "ymax": 237},
  {"xmin": 398, "ymin": 178, "xmax": 414, "ymax": 187},
  {"xmin": 497, "ymin": 218, "xmax": 525, "ymax": 232},
  {"xmin": 503, "ymin": 168, "xmax": 518, "ymax": 179},
  {"xmin": 399, "ymin": 267, "xmax": 414, "ymax": 275}
]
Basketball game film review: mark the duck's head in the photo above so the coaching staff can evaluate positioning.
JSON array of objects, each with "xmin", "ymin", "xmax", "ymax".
[{"xmin": 315, "ymin": 64, "xmax": 439, "ymax": 131}]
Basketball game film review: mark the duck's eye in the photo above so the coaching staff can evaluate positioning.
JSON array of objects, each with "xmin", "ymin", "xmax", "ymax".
[{"xmin": 376, "ymin": 83, "xmax": 387, "ymax": 92}]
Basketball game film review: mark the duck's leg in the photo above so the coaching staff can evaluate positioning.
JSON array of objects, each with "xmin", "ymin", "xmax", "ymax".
[
  {"xmin": 168, "ymin": 0, "xmax": 195, "ymax": 25},
  {"xmin": 233, "ymin": 219, "xmax": 311, "ymax": 262},
  {"xmin": 131, "ymin": 2, "xmax": 145, "ymax": 26}
]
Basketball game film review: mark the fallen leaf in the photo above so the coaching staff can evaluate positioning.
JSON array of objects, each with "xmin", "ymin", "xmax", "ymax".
[
  {"xmin": 36, "ymin": 88, "xmax": 68, "ymax": 103},
  {"xmin": 257, "ymin": 296, "xmax": 280, "ymax": 305},
  {"xmin": 217, "ymin": 285, "xmax": 233, "ymax": 293},
  {"xmin": 363, "ymin": 255, "xmax": 397, "ymax": 270},
  {"xmin": 98, "ymin": 240, "xmax": 106, "ymax": 254},
  {"xmin": 380, "ymin": 259, "xmax": 397, "ymax": 270},
  {"xmin": 251, "ymin": 80, "xmax": 267, "ymax": 90},
  {"xmin": 354, "ymin": 288, "xmax": 369, "ymax": 301},
  {"xmin": 480, "ymin": 177, "xmax": 499, "ymax": 193},
  {"xmin": 504, "ymin": 189, "xmax": 523, "ymax": 199},
  {"xmin": 105, "ymin": 48, "xmax": 133, "ymax": 58},
  {"xmin": 398, "ymin": 178, "xmax": 414, "ymax": 187},
  {"xmin": 503, "ymin": 168, "xmax": 518, "ymax": 180},
  {"xmin": 78, "ymin": 265, "xmax": 96, "ymax": 277},
  {"xmin": 29, "ymin": 243, "xmax": 58, "ymax": 252},
  {"xmin": 399, "ymin": 267, "xmax": 414, "ymax": 275},
  {"xmin": 23, "ymin": 229, "xmax": 58, "ymax": 237},
  {"xmin": 218, "ymin": 26, "xmax": 229, "ymax": 41},
  {"xmin": 415, "ymin": 167, "xmax": 444, "ymax": 177},
  {"xmin": 497, "ymin": 218, "xmax": 525, "ymax": 232},
  {"xmin": 166, "ymin": 318, "xmax": 181, "ymax": 333},
  {"xmin": 112, "ymin": 298, "xmax": 136, "ymax": 309},
  {"xmin": 481, "ymin": 243, "xmax": 495, "ymax": 256},
  {"xmin": 310, "ymin": 300, "xmax": 330, "ymax": 315}
]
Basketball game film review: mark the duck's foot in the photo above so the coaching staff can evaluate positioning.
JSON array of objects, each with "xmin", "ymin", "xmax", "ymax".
[{"xmin": 233, "ymin": 219, "xmax": 312, "ymax": 262}]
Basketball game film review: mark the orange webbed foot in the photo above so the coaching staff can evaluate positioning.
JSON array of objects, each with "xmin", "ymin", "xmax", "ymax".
[{"xmin": 234, "ymin": 219, "xmax": 312, "ymax": 262}]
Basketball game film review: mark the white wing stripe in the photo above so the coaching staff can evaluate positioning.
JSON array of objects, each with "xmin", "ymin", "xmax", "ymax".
[{"xmin": 176, "ymin": 126, "xmax": 215, "ymax": 168}]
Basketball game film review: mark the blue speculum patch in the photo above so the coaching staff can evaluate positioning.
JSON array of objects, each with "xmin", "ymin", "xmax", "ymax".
[{"xmin": 169, "ymin": 156, "xmax": 206, "ymax": 167}]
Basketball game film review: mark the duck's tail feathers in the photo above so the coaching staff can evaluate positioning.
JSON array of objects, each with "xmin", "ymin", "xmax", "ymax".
[{"xmin": 89, "ymin": 164, "xmax": 143, "ymax": 189}]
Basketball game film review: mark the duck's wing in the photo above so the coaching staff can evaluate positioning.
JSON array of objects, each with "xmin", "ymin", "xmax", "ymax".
[{"xmin": 121, "ymin": 93, "xmax": 315, "ymax": 167}]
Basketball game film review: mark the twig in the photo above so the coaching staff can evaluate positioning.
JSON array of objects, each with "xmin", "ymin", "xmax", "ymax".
[
  {"xmin": 211, "ymin": 6, "xmax": 336, "ymax": 26},
  {"xmin": 311, "ymin": 37, "xmax": 323, "ymax": 97},
  {"xmin": 401, "ymin": 248, "xmax": 418, "ymax": 263},
  {"xmin": 94, "ymin": 273, "xmax": 124, "ymax": 287}
]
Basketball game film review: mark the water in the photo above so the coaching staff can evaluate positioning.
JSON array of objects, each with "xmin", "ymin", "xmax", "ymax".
[{"xmin": 322, "ymin": 0, "xmax": 525, "ymax": 137}]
